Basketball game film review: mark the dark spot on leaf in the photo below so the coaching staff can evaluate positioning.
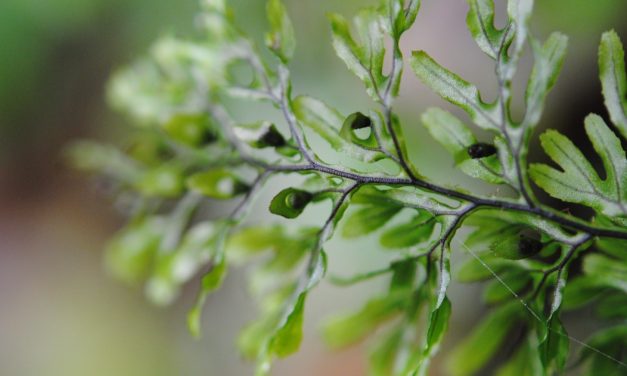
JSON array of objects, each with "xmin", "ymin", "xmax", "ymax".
[
  {"xmin": 517, "ymin": 230, "xmax": 543, "ymax": 257},
  {"xmin": 348, "ymin": 112, "xmax": 372, "ymax": 129},
  {"xmin": 467, "ymin": 142, "xmax": 497, "ymax": 159},
  {"xmin": 286, "ymin": 190, "xmax": 313, "ymax": 210},
  {"xmin": 233, "ymin": 180, "xmax": 252, "ymax": 195},
  {"xmin": 259, "ymin": 127, "xmax": 286, "ymax": 147},
  {"xmin": 200, "ymin": 130, "xmax": 218, "ymax": 145}
]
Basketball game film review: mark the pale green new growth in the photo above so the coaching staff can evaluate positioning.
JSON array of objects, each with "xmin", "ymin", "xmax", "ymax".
[
  {"xmin": 411, "ymin": 51, "xmax": 502, "ymax": 132},
  {"xmin": 69, "ymin": 0, "xmax": 627, "ymax": 375},
  {"xmin": 266, "ymin": 0, "xmax": 296, "ymax": 63},
  {"xmin": 599, "ymin": 30, "xmax": 627, "ymax": 139},
  {"xmin": 530, "ymin": 115, "xmax": 627, "ymax": 217}
]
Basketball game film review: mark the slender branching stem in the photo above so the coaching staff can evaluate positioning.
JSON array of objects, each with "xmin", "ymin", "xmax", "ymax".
[
  {"xmin": 208, "ymin": 38, "xmax": 627, "ymax": 251},
  {"xmin": 495, "ymin": 22, "xmax": 537, "ymax": 207},
  {"xmin": 531, "ymin": 234, "xmax": 593, "ymax": 301}
]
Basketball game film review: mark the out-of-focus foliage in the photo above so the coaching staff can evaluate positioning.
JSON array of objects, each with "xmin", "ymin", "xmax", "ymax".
[
  {"xmin": 69, "ymin": 0, "xmax": 627, "ymax": 375},
  {"xmin": 0, "ymin": 0, "xmax": 197, "ymax": 115}
]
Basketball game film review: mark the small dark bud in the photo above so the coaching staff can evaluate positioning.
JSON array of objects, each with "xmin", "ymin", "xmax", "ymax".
[
  {"xmin": 286, "ymin": 190, "xmax": 313, "ymax": 210},
  {"xmin": 348, "ymin": 112, "xmax": 372, "ymax": 130},
  {"xmin": 233, "ymin": 180, "xmax": 252, "ymax": 195},
  {"xmin": 259, "ymin": 127, "xmax": 286, "ymax": 147},
  {"xmin": 490, "ymin": 227, "xmax": 544, "ymax": 260},
  {"xmin": 200, "ymin": 130, "xmax": 218, "ymax": 145},
  {"xmin": 517, "ymin": 229, "xmax": 543, "ymax": 257},
  {"xmin": 467, "ymin": 142, "xmax": 497, "ymax": 159}
]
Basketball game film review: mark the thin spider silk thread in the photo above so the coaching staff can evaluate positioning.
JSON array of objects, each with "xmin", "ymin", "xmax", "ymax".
[{"xmin": 456, "ymin": 239, "xmax": 627, "ymax": 369}]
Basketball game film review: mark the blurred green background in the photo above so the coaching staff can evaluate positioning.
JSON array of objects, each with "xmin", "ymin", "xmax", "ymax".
[{"xmin": 1, "ymin": 1, "xmax": 625, "ymax": 375}]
